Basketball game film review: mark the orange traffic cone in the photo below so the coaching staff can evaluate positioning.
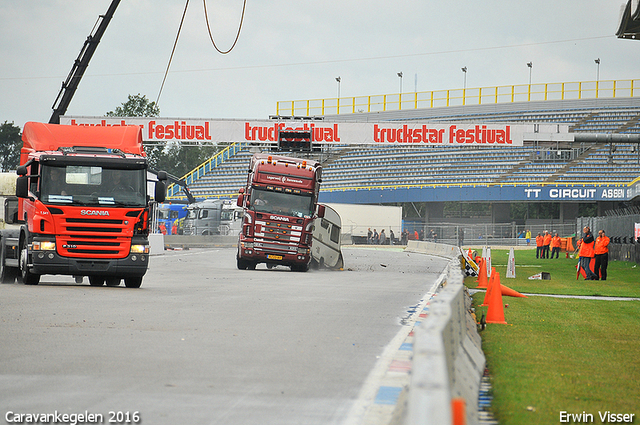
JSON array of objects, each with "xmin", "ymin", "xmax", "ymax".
[
  {"xmin": 486, "ymin": 271, "xmax": 508, "ymax": 324},
  {"xmin": 480, "ymin": 268, "xmax": 496, "ymax": 307},
  {"xmin": 500, "ymin": 284, "xmax": 527, "ymax": 298},
  {"xmin": 476, "ymin": 259, "xmax": 489, "ymax": 289}
]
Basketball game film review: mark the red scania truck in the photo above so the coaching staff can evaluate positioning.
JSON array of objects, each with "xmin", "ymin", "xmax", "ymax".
[
  {"xmin": 236, "ymin": 153, "xmax": 324, "ymax": 272},
  {"xmin": 0, "ymin": 122, "xmax": 166, "ymax": 287}
]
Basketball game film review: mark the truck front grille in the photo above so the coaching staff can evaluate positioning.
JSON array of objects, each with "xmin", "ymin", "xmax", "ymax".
[{"xmin": 57, "ymin": 217, "xmax": 130, "ymax": 258}]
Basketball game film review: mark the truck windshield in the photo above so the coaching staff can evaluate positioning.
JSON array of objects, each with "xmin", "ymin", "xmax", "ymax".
[
  {"xmin": 250, "ymin": 187, "xmax": 314, "ymax": 218},
  {"xmin": 41, "ymin": 165, "xmax": 147, "ymax": 207}
]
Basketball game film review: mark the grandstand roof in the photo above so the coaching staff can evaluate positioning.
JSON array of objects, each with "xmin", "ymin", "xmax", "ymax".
[{"xmin": 617, "ymin": 0, "xmax": 640, "ymax": 39}]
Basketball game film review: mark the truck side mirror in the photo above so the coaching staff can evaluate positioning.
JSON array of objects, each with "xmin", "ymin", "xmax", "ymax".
[
  {"xmin": 157, "ymin": 170, "xmax": 168, "ymax": 181},
  {"xmin": 17, "ymin": 165, "xmax": 28, "ymax": 176},
  {"xmin": 155, "ymin": 180, "xmax": 166, "ymax": 203},
  {"xmin": 16, "ymin": 175, "xmax": 29, "ymax": 198},
  {"xmin": 237, "ymin": 188, "xmax": 244, "ymax": 207},
  {"xmin": 317, "ymin": 204, "xmax": 325, "ymax": 218}
]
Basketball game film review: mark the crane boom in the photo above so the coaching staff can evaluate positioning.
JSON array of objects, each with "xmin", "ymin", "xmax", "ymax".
[{"xmin": 49, "ymin": 0, "xmax": 121, "ymax": 124}]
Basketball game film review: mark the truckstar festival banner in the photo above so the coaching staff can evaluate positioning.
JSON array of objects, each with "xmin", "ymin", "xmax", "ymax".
[{"xmin": 61, "ymin": 117, "xmax": 541, "ymax": 147}]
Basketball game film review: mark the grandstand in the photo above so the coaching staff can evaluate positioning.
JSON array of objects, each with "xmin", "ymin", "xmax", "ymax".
[
  {"xmin": 184, "ymin": 99, "xmax": 640, "ymax": 194},
  {"xmin": 168, "ymin": 79, "xmax": 640, "ymax": 226}
]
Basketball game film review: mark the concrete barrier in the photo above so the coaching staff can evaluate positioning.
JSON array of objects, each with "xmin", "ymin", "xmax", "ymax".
[
  {"xmin": 162, "ymin": 234, "xmax": 238, "ymax": 248},
  {"xmin": 404, "ymin": 243, "xmax": 486, "ymax": 425},
  {"xmin": 406, "ymin": 240, "xmax": 461, "ymax": 259}
]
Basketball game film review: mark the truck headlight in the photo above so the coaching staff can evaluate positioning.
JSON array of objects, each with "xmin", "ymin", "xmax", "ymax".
[
  {"xmin": 33, "ymin": 241, "xmax": 56, "ymax": 251},
  {"xmin": 130, "ymin": 244, "xmax": 150, "ymax": 254}
]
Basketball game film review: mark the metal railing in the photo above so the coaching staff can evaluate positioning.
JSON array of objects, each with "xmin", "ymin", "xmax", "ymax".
[
  {"xmin": 166, "ymin": 142, "xmax": 248, "ymax": 198},
  {"xmin": 276, "ymin": 79, "xmax": 639, "ymax": 117}
]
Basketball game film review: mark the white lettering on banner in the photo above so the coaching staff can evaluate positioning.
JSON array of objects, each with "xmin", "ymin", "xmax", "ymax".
[
  {"xmin": 549, "ymin": 188, "xmax": 596, "ymax": 199},
  {"xmin": 525, "ymin": 189, "xmax": 541, "ymax": 198},
  {"xmin": 600, "ymin": 188, "xmax": 625, "ymax": 199}
]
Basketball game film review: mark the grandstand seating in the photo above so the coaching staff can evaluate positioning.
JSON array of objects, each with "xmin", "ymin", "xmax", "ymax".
[{"xmin": 173, "ymin": 98, "xmax": 640, "ymax": 201}]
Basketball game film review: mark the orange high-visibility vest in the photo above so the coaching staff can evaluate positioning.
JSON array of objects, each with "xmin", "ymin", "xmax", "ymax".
[{"xmin": 595, "ymin": 236, "xmax": 610, "ymax": 255}]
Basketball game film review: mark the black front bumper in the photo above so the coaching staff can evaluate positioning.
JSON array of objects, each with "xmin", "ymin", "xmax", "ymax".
[{"xmin": 30, "ymin": 250, "xmax": 148, "ymax": 278}]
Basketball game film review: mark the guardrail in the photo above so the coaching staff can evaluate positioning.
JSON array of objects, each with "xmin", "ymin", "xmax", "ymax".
[
  {"xmin": 276, "ymin": 79, "xmax": 639, "ymax": 117},
  {"xmin": 405, "ymin": 241, "xmax": 485, "ymax": 425}
]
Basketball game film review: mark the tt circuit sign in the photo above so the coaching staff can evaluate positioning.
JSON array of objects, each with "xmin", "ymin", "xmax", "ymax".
[
  {"xmin": 58, "ymin": 117, "xmax": 562, "ymax": 147},
  {"xmin": 524, "ymin": 187, "xmax": 628, "ymax": 201}
]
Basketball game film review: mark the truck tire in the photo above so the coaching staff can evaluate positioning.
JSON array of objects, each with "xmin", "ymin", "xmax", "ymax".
[
  {"xmin": 1, "ymin": 240, "xmax": 19, "ymax": 284},
  {"xmin": 124, "ymin": 276, "xmax": 143, "ymax": 288},
  {"xmin": 291, "ymin": 262, "xmax": 309, "ymax": 272},
  {"xmin": 236, "ymin": 251, "xmax": 248, "ymax": 270},
  {"xmin": 89, "ymin": 276, "xmax": 105, "ymax": 286},
  {"xmin": 20, "ymin": 244, "xmax": 40, "ymax": 285},
  {"xmin": 105, "ymin": 277, "xmax": 121, "ymax": 287}
]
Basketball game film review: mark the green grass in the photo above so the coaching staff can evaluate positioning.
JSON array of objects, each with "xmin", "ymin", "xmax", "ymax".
[{"xmin": 466, "ymin": 249, "xmax": 640, "ymax": 424}]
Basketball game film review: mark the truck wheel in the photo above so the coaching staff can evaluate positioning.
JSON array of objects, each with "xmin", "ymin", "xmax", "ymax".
[
  {"xmin": 247, "ymin": 262, "xmax": 257, "ymax": 270},
  {"xmin": 236, "ymin": 251, "xmax": 248, "ymax": 270},
  {"xmin": 20, "ymin": 245, "xmax": 40, "ymax": 285},
  {"xmin": 1, "ymin": 240, "xmax": 18, "ymax": 284},
  {"xmin": 124, "ymin": 276, "xmax": 143, "ymax": 288},
  {"xmin": 291, "ymin": 263, "xmax": 309, "ymax": 272},
  {"xmin": 89, "ymin": 276, "xmax": 105, "ymax": 286},
  {"xmin": 105, "ymin": 277, "xmax": 121, "ymax": 287}
]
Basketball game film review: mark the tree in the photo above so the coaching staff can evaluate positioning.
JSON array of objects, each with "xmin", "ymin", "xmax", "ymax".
[
  {"xmin": 106, "ymin": 93, "xmax": 159, "ymax": 117},
  {"xmin": 106, "ymin": 94, "xmax": 218, "ymax": 178},
  {"xmin": 0, "ymin": 121, "xmax": 22, "ymax": 172}
]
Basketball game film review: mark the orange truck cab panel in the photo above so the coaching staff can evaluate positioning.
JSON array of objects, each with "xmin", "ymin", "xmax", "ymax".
[{"xmin": 13, "ymin": 122, "xmax": 164, "ymax": 287}]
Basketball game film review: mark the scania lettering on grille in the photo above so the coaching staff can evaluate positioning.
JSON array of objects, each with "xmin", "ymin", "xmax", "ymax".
[
  {"xmin": 81, "ymin": 210, "xmax": 110, "ymax": 216},
  {"xmin": 269, "ymin": 215, "xmax": 290, "ymax": 222}
]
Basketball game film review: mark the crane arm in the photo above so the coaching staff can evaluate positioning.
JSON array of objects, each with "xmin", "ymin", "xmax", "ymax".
[{"xmin": 49, "ymin": 0, "xmax": 121, "ymax": 124}]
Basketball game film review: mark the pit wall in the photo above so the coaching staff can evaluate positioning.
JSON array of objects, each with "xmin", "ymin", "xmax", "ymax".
[{"xmin": 405, "ymin": 241, "xmax": 486, "ymax": 425}]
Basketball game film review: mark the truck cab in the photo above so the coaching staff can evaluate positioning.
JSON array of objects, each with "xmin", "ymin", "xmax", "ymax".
[
  {"xmin": 9, "ymin": 122, "xmax": 166, "ymax": 287},
  {"xmin": 236, "ymin": 154, "xmax": 323, "ymax": 272},
  {"xmin": 183, "ymin": 199, "xmax": 223, "ymax": 236}
]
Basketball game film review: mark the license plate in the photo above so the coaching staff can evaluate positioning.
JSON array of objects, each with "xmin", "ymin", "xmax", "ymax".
[{"xmin": 267, "ymin": 254, "xmax": 283, "ymax": 260}]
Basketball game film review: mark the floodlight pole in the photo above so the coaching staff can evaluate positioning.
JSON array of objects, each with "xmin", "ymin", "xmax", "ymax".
[{"xmin": 461, "ymin": 67, "xmax": 467, "ymax": 105}]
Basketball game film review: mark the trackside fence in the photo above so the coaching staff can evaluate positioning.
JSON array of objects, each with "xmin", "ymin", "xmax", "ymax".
[
  {"xmin": 577, "ymin": 213, "xmax": 640, "ymax": 263},
  {"xmin": 404, "ymin": 241, "xmax": 485, "ymax": 425}
]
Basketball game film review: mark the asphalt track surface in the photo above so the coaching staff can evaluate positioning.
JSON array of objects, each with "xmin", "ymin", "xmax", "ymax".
[{"xmin": 0, "ymin": 246, "xmax": 449, "ymax": 425}]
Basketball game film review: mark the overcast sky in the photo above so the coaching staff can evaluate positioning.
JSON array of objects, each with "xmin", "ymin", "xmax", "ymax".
[{"xmin": 1, "ymin": 0, "xmax": 638, "ymax": 129}]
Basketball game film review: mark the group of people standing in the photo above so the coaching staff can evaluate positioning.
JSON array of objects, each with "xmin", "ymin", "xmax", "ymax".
[
  {"xmin": 577, "ymin": 226, "xmax": 610, "ymax": 280},
  {"xmin": 367, "ymin": 228, "xmax": 396, "ymax": 245},
  {"xmin": 535, "ymin": 230, "xmax": 562, "ymax": 259}
]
